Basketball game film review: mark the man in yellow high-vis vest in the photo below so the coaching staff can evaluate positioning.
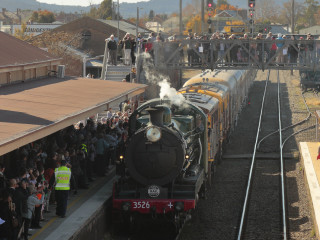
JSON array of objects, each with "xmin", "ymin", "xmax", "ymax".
[{"xmin": 55, "ymin": 160, "xmax": 71, "ymax": 218}]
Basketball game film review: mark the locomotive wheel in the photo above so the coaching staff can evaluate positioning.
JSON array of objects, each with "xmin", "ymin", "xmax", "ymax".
[{"xmin": 174, "ymin": 213, "xmax": 184, "ymax": 234}]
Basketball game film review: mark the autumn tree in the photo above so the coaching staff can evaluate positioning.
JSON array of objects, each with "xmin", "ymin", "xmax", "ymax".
[
  {"xmin": 30, "ymin": 10, "xmax": 55, "ymax": 23},
  {"xmin": 217, "ymin": 0, "xmax": 229, "ymax": 8},
  {"xmin": 13, "ymin": 23, "xmax": 34, "ymax": 41},
  {"xmin": 183, "ymin": 3, "xmax": 239, "ymax": 34},
  {"xmin": 28, "ymin": 31, "xmax": 84, "ymax": 76}
]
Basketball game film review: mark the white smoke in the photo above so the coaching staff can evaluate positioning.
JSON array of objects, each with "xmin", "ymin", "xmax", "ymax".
[
  {"xmin": 159, "ymin": 79, "xmax": 186, "ymax": 106},
  {"xmin": 139, "ymin": 52, "xmax": 187, "ymax": 107},
  {"xmin": 140, "ymin": 52, "xmax": 168, "ymax": 84}
]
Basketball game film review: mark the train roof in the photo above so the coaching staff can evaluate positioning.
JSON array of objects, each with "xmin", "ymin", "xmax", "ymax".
[
  {"xmin": 180, "ymin": 81, "xmax": 228, "ymax": 98},
  {"xmin": 182, "ymin": 92, "xmax": 219, "ymax": 113},
  {"xmin": 183, "ymin": 69, "xmax": 246, "ymax": 90}
]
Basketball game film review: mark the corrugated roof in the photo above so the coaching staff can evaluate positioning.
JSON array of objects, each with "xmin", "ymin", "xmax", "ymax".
[
  {"xmin": 0, "ymin": 31, "xmax": 60, "ymax": 68},
  {"xmin": 98, "ymin": 20, "xmax": 150, "ymax": 36},
  {"xmin": 86, "ymin": 59, "xmax": 103, "ymax": 68},
  {"xmin": 0, "ymin": 77, "xmax": 147, "ymax": 155},
  {"xmin": 270, "ymin": 26, "xmax": 290, "ymax": 35},
  {"xmin": 299, "ymin": 26, "xmax": 320, "ymax": 35}
]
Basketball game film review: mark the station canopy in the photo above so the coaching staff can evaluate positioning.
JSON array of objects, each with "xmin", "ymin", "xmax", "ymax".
[{"xmin": 0, "ymin": 77, "xmax": 147, "ymax": 156}]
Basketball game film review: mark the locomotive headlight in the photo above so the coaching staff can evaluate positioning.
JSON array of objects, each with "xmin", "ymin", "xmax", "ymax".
[
  {"xmin": 146, "ymin": 126, "xmax": 162, "ymax": 142},
  {"xmin": 301, "ymin": 73, "xmax": 306, "ymax": 78}
]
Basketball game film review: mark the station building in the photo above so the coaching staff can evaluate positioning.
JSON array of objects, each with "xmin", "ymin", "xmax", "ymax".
[
  {"xmin": 0, "ymin": 29, "xmax": 147, "ymax": 156},
  {"xmin": 30, "ymin": 16, "xmax": 151, "ymax": 77},
  {"xmin": 47, "ymin": 16, "xmax": 151, "ymax": 57},
  {"xmin": 0, "ymin": 31, "xmax": 61, "ymax": 85}
]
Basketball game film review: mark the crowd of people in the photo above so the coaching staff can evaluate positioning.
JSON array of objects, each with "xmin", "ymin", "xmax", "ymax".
[
  {"xmin": 0, "ymin": 102, "xmax": 135, "ymax": 240},
  {"xmin": 179, "ymin": 31, "xmax": 320, "ymax": 66},
  {"xmin": 107, "ymin": 31, "xmax": 320, "ymax": 68}
]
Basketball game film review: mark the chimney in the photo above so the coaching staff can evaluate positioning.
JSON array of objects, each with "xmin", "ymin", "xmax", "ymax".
[
  {"xmin": 147, "ymin": 107, "xmax": 164, "ymax": 127},
  {"xmin": 2, "ymin": 8, "xmax": 6, "ymax": 14}
]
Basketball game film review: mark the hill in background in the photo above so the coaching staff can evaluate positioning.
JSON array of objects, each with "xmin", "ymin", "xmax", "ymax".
[
  {"xmin": 1, "ymin": 0, "xmax": 306, "ymax": 18},
  {"xmin": 2, "ymin": 0, "xmax": 91, "ymax": 13}
]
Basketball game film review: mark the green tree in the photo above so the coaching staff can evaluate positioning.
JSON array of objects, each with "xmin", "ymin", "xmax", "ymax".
[
  {"xmin": 87, "ymin": 6, "xmax": 98, "ymax": 18},
  {"xmin": 96, "ymin": 0, "xmax": 113, "ymax": 19},
  {"xmin": 304, "ymin": 0, "xmax": 319, "ymax": 26},
  {"xmin": 149, "ymin": 10, "xmax": 155, "ymax": 20}
]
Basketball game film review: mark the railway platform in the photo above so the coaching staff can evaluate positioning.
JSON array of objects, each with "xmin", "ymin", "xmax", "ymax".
[
  {"xmin": 29, "ymin": 168, "xmax": 116, "ymax": 240},
  {"xmin": 299, "ymin": 142, "xmax": 320, "ymax": 239}
]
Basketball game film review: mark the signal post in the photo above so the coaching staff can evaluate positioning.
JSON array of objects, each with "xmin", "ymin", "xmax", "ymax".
[
  {"xmin": 248, "ymin": 0, "xmax": 255, "ymax": 37},
  {"xmin": 207, "ymin": 0, "xmax": 214, "ymax": 34}
]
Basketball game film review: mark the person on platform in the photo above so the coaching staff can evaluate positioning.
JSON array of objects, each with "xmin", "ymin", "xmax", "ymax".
[
  {"xmin": 22, "ymin": 185, "xmax": 44, "ymax": 240},
  {"xmin": 107, "ymin": 34, "xmax": 118, "ymax": 66},
  {"xmin": 95, "ymin": 134, "xmax": 109, "ymax": 177},
  {"xmin": 54, "ymin": 160, "xmax": 71, "ymax": 218},
  {"xmin": 0, "ymin": 164, "xmax": 6, "ymax": 191},
  {"xmin": 123, "ymin": 33, "xmax": 132, "ymax": 65}
]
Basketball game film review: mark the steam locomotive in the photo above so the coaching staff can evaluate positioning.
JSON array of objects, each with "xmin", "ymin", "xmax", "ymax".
[{"xmin": 112, "ymin": 69, "xmax": 256, "ymax": 228}]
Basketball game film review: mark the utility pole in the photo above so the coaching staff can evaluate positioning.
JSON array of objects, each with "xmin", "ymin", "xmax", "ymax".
[
  {"xmin": 179, "ymin": 0, "xmax": 182, "ymax": 35},
  {"xmin": 291, "ymin": 0, "xmax": 295, "ymax": 34},
  {"xmin": 201, "ymin": 0, "xmax": 204, "ymax": 34},
  {"xmin": 117, "ymin": 0, "xmax": 120, "ymax": 40},
  {"xmin": 136, "ymin": 7, "xmax": 139, "ymax": 38},
  {"xmin": 112, "ymin": 2, "xmax": 114, "ymax": 20}
]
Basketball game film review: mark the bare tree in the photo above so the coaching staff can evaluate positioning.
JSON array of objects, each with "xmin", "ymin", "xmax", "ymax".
[
  {"xmin": 277, "ymin": 1, "xmax": 305, "ymax": 27},
  {"xmin": 255, "ymin": 0, "xmax": 280, "ymax": 22}
]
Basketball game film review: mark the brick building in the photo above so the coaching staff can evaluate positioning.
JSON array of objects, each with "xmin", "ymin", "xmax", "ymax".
[
  {"xmin": 0, "ymin": 31, "xmax": 61, "ymax": 86},
  {"xmin": 50, "ymin": 16, "xmax": 150, "ymax": 56}
]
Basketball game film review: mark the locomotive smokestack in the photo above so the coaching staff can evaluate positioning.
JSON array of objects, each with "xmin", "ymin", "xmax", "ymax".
[{"xmin": 147, "ymin": 107, "xmax": 164, "ymax": 127}]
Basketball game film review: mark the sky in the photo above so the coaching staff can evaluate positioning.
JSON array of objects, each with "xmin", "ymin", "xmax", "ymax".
[{"xmin": 36, "ymin": 0, "xmax": 149, "ymax": 7}]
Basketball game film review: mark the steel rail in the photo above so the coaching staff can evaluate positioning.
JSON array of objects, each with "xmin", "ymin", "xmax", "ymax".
[
  {"xmin": 237, "ymin": 69, "xmax": 271, "ymax": 240},
  {"xmin": 278, "ymin": 70, "xmax": 288, "ymax": 240},
  {"xmin": 257, "ymin": 88, "xmax": 312, "ymax": 150},
  {"xmin": 282, "ymin": 124, "xmax": 316, "ymax": 148}
]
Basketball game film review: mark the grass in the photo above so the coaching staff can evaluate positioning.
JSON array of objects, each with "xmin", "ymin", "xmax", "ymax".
[{"xmin": 310, "ymin": 228, "xmax": 315, "ymax": 238}]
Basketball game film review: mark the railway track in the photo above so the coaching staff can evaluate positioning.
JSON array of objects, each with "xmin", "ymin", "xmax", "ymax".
[
  {"xmin": 178, "ymin": 70, "xmax": 316, "ymax": 240},
  {"xmin": 237, "ymin": 70, "xmax": 288, "ymax": 240},
  {"xmin": 109, "ymin": 70, "xmax": 318, "ymax": 240}
]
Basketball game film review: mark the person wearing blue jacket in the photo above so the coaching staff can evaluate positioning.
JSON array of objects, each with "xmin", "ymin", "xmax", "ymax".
[{"xmin": 276, "ymin": 33, "xmax": 284, "ymax": 63}]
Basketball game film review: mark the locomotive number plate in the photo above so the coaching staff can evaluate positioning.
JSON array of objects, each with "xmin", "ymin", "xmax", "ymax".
[{"xmin": 132, "ymin": 201, "xmax": 150, "ymax": 209}]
